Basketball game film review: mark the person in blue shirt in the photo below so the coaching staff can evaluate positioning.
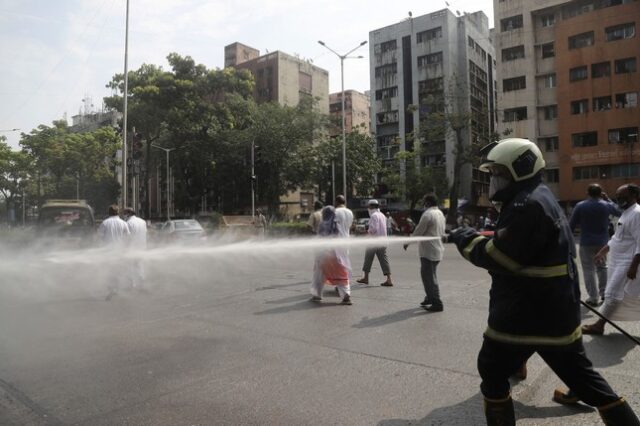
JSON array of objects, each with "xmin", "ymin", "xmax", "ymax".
[{"xmin": 569, "ymin": 184, "xmax": 621, "ymax": 306}]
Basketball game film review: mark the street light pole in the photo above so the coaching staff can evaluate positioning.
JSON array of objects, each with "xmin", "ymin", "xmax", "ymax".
[
  {"xmin": 151, "ymin": 144, "xmax": 177, "ymax": 222},
  {"xmin": 121, "ymin": 0, "xmax": 130, "ymax": 209},
  {"xmin": 251, "ymin": 139, "xmax": 255, "ymax": 222},
  {"xmin": 318, "ymin": 40, "xmax": 367, "ymax": 203}
]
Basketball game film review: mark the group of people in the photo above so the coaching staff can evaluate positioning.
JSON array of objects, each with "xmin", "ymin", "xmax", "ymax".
[
  {"xmin": 97, "ymin": 204, "xmax": 148, "ymax": 300},
  {"xmin": 306, "ymin": 194, "xmax": 447, "ymax": 312}
]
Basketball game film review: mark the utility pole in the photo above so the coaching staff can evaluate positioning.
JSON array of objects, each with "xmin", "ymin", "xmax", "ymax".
[
  {"xmin": 151, "ymin": 144, "xmax": 178, "ymax": 222},
  {"xmin": 251, "ymin": 140, "xmax": 255, "ymax": 222}
]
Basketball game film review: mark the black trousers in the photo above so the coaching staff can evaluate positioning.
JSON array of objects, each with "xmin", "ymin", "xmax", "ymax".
[{"xmin": 478, "ymin": 336, "xmax": 619, "ymax": 407}]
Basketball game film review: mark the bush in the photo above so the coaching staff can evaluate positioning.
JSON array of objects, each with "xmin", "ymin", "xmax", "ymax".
[{"xmin": 269, "ymin": 222, "xmax": 309, "ymax": 236}]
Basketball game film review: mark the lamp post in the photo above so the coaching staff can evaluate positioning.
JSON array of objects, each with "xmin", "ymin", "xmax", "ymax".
[
  {"xmin": 318, "ymin": 40, "xmax": 367, "ymax": 202},
  {"xmin": 121, "ymin": 0, "xmax": 130, "ymax": 209},
  {"xmin": 151, "ymin": 144, "xmax": 177, "ymax": 222}
]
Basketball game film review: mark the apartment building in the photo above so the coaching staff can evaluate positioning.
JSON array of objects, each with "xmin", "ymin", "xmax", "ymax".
[
  {"xmin": 370, "ymin": 9, "xmax": 497, "ymax": 205},
  {"xmin": 329, "ymin": 90, "xmax": 371, "ymax": 135},
  {"xmin": 494, "ymin": 0, "xmax": 639, "ymax": 204},
  {"xmin": 225, "ymin": 42, "xmax": 329, "ymax": 114}
]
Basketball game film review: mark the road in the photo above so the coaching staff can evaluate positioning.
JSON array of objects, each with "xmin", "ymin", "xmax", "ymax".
[{"xmin": 0, "ymin": 240, "xmax": 639, "ymax": 425}]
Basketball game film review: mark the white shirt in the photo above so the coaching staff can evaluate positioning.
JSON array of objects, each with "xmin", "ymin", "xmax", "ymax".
[
  {"xmin": 334, "ymin": 206, "xmax": 354, "ymax": 238},
  {"xmin": 126, "ymin": 215, "xmax": 148, "ymax": 249},
  {"xmin": 412, "ymin": 207, "xmax": 446, "ymax": 261},
  {"xmin": 367, "ymin": 209, "xmax": 387, "ymax": 237},
  {"xmin": 609, "ymin": 203, "xmax": 640, "ymax": 263},
  {"xmin": 98, "ymin": 215, "xmax": 130, "ymax": 246}
]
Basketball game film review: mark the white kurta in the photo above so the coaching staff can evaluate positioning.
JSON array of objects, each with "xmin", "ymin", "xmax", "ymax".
[
  {"xmin": 98, "ymin": 216, "xmax": 130, "ymax": 246},
  {"xmin": 604, "ymin": 204, "xmax": 640, "ymax": 321},
  {"xmin": 334, "ymin": 206, "xmax": 354, "ymax": 274},
  {"xmin": 126, "ymin": 215, "xmax": 148, "ymax": 249}
]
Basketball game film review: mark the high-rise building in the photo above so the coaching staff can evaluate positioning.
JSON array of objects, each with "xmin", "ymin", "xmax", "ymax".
[
  {"xmin": 494, "ymin": 0, "xmax": 639, "ymax": 205},
  {"xmin": 329, "ymin": 90, "xmax": 371, "ymax": 135},
  {"xmin": 370, "ymin": 9, "xmax": 497, "ymax": 206},
  {"xmin": 224, "ymin": 42, "xmax": 329, "ymax": 114}
]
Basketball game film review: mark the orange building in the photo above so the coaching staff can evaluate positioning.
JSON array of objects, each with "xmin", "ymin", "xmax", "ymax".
[{"xmin": 555, "ymin": 1, "xmax": 640, "ymax": 202}]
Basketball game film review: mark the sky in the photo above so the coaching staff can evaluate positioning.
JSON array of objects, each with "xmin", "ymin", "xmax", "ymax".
[{"xmin": 0, "ymin": 0, "xmax": 494, "ymax": 149}]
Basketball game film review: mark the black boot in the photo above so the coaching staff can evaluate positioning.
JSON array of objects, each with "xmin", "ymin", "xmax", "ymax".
[
  {"xmin": 484, "ymin": 396, "xmax": 515, "ymax": 426},
  {"xmin": 599, "ymin": 399, "xmax": 640, "ymax": 425}
]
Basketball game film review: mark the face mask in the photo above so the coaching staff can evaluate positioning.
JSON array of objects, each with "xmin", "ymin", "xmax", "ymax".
[
  {"xmin": 489, "ymin": 175, "xmax": 511, "ymax": 198},
  {"xmin": 368, "ymin": 208, "xmax": 375, "ymax": 216},
  {"xmin": 617, "ymin": 198, "xmax": 630, "ymax": 210}
]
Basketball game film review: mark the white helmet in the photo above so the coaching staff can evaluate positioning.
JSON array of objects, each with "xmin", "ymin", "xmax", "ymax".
[{"xmin": 479, "ymin": 138, "xmax": 545, "ymax": 182}]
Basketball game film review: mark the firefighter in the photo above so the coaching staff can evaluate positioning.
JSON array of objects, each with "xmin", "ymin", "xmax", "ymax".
[{"xmin": 449, "ymin": 138, "xmax": 639, "ymax": 425}]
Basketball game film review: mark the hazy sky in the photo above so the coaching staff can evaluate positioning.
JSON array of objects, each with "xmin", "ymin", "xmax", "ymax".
[{"xmin": 0, "ymin": 0, "xmax": 494, "ymax": 149}]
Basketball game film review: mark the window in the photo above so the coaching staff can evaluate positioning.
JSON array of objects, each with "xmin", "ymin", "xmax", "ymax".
[
  {"xmin": 502, "ymin": 45, "xmax": 525, "ymax": 61},
  {"xmin": 545, "ymin": 169, "xmax": 560, "ymax": 183},
  {"xmin": 573, "ymin": 165, "xmax": 602, "ymax": 181},
  {"xmin": 542, "ymin": 73, "xmax": 557, "ymax": 88},
  {"xmin": 591, "ymin": 61, "xmax": 611, "ymax": 78},
  {"xmin": 563, "ymin": 2, "xmax": 595, "ymax": 20},
  {"xmin": 501, "ymin": 15, "xmax": 523, "ymax": 32},
  {"xmin": 541, "ymin": 42, "xmax": 555, "ymax": 58},
  {"xmin": 504, "ymin": 107, "xmax": 527, "ymax": 122},
  {"xmin": 570, "ymin": 66, "xmax": 588, "ymax": 81},
  {"xmin": 593, "ymin": 96, "xmax": 612, "ymax": 111},
  {"xmin": 298, "ymin": 72, "xmax": 312, "ymax": 93},
  {"xmin": 569, "ymin": 31, "xmax": 594, "ymax": 49},
  {"xmin": 419, "ymin": 77, "xmax": 444, "ymax": 94},
  {"xmin": 376, "ymin": 110, "xmax": 399, "ymax": 124},
  {"xmin": 608, "ymin": 127, "xmax": 639, "ymax": 144},
  {"xmin": 417, "ymin": 27, "xmax": 442, "ymax": 42},
  {"xmin": 572, "ymin": 132, "xmax": 598, "ymax": 147},
  {"xmin": 605, "ymin": 23, "xmax": 635, "ymax": 41},
  {"xmin": 417, "ymin": 51, "xmax": 443, "ymax": 67},
  {"xmin": 468, "ymin": 36, "xmax": 475, "ymax": 48},
  {"xmin": 376, "ymin": 40, "xmax": 397, "ymax": 54},
  {"xmin": 375, "ymin": 86, "xmax": 398, "ymax": 100},
  {"xmin": 615, "ymin": 57, "xmax": 637, "ymax": 74},
  {"xmin": 541, "ymin": 14, "xmax": 556, "ymax": 27},
  {"xmin": 503, "ymin": 76, "xmax": 526, "ymax": 92},
  {"xmin": 615, "ymin": 92, "xmax": 638, "ymax": 108},
  {"xmin": 374, "ymin": 63, "xmax": 397, "ymax": 77},
  {"xmin": 610, "ymin": 163, "xmax": 640, "ymax": 178},
  {"xmin": 539, "ymin": 136, "xmax": 559, "ymax": 152},
  {"xmin": 542, "ymin": 105, "xmax": 558, "ymax": 120},
  {"xmin": 571, "ymin": 99, "xmax": 589, "ymax": 114}
]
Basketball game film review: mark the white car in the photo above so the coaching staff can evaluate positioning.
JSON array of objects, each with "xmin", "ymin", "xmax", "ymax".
[
  {"xmin": 355, "ymin": 218, "xmax": 369, "ymax": 235},
  {"xmin": 161, "ymin": 219, "xmax": 207, "ymax": 242}
]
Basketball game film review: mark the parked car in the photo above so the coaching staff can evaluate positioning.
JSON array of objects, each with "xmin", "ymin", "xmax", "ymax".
[
  {"xmin": 355, "ymin": 218, "xmax": 369, "ymax": 235},
  {"xmin": 160, "ymin": 219, "xmax": 207, "ymax": 242}
]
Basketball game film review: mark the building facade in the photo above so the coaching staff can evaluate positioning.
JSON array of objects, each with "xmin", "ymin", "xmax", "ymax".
[
  {"xmin": 225, "ymin": 42, "xmax": 329, "ymax": 114},
  {"xmin": 369, "ymin": 9, "xmax": 497, "ymax": 206},
  {"xmin": 225, "ymin": 43, "xmax": 330, "ymax": 217},
  {"xmin": 494, "ymin": 0, "xmax": 639, "ymax": 204},
  {"xmin": 329, "ymin": 90, "xmax": 371, "ymax": 134}
]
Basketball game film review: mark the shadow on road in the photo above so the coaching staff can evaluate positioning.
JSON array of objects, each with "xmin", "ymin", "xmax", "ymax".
[
  {"xmin": 584, "ymin": 332, "xmax": 638, "ymax": 368},
  {"xmin": 377, "ymin": 392, "xmax": 593, "ymax": 426},
  {"xmin": 352, "ymin": 307, "xmax": 429, "ymax": 329}
]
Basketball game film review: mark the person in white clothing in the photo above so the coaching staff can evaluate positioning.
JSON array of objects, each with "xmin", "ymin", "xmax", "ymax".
[
  {"xmin": 582, "ymin": 184, "xmax": 640, "ymax": 335},
  {"xmin": 403, "ymin": 194, "xmax": 446, "ymax": 311},
  {"xmin": 333, "ymin": 195, "xmax": 354, "ymax": 304},
  {"xmin": 356, "ymin": 199, "xmax": 393, "ymax": 286},
  {"xmin": 124, "ymin": 207, "xmax": 148, "ymax": 289},
  {"xmin": 98, "ymin": 205, "xmax": 130, "ymax": 300}
]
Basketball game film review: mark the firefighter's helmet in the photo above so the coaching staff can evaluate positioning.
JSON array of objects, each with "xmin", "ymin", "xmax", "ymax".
[{"xmin": 479, "ymin": 138, "xmax": 545, "ymax": 182}]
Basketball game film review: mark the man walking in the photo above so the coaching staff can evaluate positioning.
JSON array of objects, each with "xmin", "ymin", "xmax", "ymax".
[
  {"xmin": 582, "ymin": 184, "xmax": 640, "ymax": 335},
  {"xmin": 357, "ymin": 200, "xmax": 393, "ymax": 287},
  {"xmin": 450, "ymin": 138, "xmax": 639, "ymax": 425},
  {"xmin": 333, "ymin": 195, "xmax": 354, "ymax": 305},
  {"xmin": 98, "ymin": 205, "xmax": 130, "ymax": 300},
  {"xmin": 307, "ymin": 201, "xmax": 323, "ymax": 234},
  {"xmin": 123, "ymin": 207, "xmax": 148, "ymax": 289},
  {"xmin": 403, "ymin": 194, "xmax": 446, "ymax": 311},
  {"xmin": 570, "ymin": 184, "xmax": 621, "ymax": 306}
]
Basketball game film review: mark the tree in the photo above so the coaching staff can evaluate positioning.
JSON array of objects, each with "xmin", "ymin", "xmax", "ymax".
[
  {"xmin": 104, "ymin": 53, "xmax": 256, "ymax": 216},
  {"xmin": 0, "ymin": 138, "xmax": 34, "ymax": 222},
  {"xmin": 314, "ymin": 125, "xmax": 382, "ymax": 202}
]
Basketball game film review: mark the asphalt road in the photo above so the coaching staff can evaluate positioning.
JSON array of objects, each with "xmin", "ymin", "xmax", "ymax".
[{"xmin": 0, "ymin": 240, "xmax": 639, "ymax": 425}]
